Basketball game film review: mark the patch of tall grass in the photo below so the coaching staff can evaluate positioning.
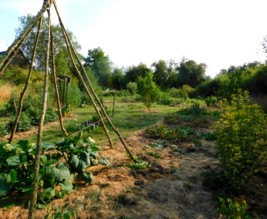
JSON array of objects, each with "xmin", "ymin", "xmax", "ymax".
[{"xmin": 0, "ymin": 83, "xmax": 13, "ymax": 104}]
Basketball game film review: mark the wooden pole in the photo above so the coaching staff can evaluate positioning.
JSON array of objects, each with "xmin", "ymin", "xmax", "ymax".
[
  {"xmin": 9, "ymin": 17, "xmax": 43, "ymax": 143},
  {"xmin": 50, "ymin": 25, "xmax": 68, "ymax": 137},
  {"xmin": 28, "ymin": 4, "xmax": 51, "ymax": 219}
]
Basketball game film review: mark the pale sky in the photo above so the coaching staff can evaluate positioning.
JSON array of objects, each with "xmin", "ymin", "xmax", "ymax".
[{"xmin": 0, "ymin": 0, "xmax": 267, "ymax": 77}]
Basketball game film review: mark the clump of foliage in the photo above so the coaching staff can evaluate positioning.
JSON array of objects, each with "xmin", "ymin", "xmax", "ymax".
[
  {"xmin": 169, "ymin": 88, "xmax": 188, "ymax": 99},
  {"xmin": 205, "ymin": 96, "xmax": 217, "ymax": 107},
  {"xmin": 137, "ymin": 72, "xmax": 161, "ymax": 111},
  {"xmin": 67, "ymin": 82, "xmax": 83, "ymax": 108},
  {"xmin": 128, "ymin": 159, "xmax": 150, "ymax": 170},
  {"xmin": 2, "ymin": 95, "xmax": 58, "ymax": 133},
  {"xmin": 158, "ymin": 92, "xmax": 185, "ymax": 106},
  {"xmin": 218, "ymin": 197, "xmax": 251, "ymax": 219},
  {"xmin": 126, "ymin": 82, "xmax": 137, "ymax": 95},
  {"xmin": 0, "ymin": 132, "xmax": 110, "ymax": 204},
  {"xmin": 146, "ymin": 124, "xmax": 197, "ymax": 143},
  {"xmin": 215, "ymin": 91, "xmax": 267, "ymax": 191}
]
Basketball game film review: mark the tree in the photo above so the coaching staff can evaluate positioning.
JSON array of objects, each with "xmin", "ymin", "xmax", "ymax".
[
  {"xmin": 16, "ymin": 14, "xmax": 81, "ymax": 70},
  {"xmin": 125, "ymin": 63, "xmax": 150, "ymax": 84},
  {"xmin": 137, "ymin": 72, "xmax": 161, "ymax": 111},
  {"xmin": 110, "ymin": 68, "xmax": 126, "ymax": 90},
  {"xmin": 83, "ymin": 47, "xmax": 112, "ymax": 87},
  {"xmin": 177, "ymin": 59, "xmax": 207, "ymax": 87},
  {"xmin": 152, "ymin": 60, "xmax": 177, "ymax": 89}
]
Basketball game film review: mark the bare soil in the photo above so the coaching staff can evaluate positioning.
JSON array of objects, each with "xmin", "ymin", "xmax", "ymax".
[{"xmin": 0, "ymin": 124, "xmax": 266, "ymax": 218}]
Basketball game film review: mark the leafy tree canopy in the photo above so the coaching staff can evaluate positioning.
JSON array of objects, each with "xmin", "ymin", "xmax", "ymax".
[
  {"xmin": 137, "ymin": 71, "xmax": 161, "ymax": 111},
  {"xmin": 83, "ymin": 47, "xmax": 112, "ymax": 87},
  {"xmin": 125, "ymin": 63, "xmax": 150, "ymax": 84},
  {"xmin": 177, "ymin": 59, "xmax": 207, "ymax": 87},
  {"xmin": 152, "ymin": 59, "xmax": 177, "ymax": 89},
  {"xmin": 15, "ymin": 14, "xmax": 81, "ymax": 71}
]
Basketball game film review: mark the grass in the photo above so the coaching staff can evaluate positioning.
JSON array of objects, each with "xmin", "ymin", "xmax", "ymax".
[
  {"xmin": 0, "ymin": 95, "xmax": 202, "ymax": 145},
  {"xmin": 0, "ymin": 83, "xmax": 13, "ymax": 104}
]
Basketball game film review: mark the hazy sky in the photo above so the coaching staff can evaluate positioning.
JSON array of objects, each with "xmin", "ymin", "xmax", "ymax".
[{"xmin": 0, "ymin": 0, "xmax": 267, "ymax": 77}]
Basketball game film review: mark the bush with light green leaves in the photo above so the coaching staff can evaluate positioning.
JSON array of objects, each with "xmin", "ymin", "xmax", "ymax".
[{"xmin": 215, "ymin": 91, "xmax": 267, "ymax": 191}]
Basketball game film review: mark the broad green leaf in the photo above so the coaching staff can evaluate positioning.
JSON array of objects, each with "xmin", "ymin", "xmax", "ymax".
[
  {"xmin": 17, "ymin": 140, "xmax": 32, "ymax": 152},
  {"xmin": 59, "ymin": 180, "xmax": 73, "ymax": 193},
  {"xmin": 47, "ymin": 163, "xmax": 71, "ymax": 182},
  {"xmin": 6, "ymin": 155, "xmax": 20, "ymax": 166},
  {"xmin": 78, "ymin": 160, "xmax": 88, "ymax": 172},
  {"xmin": 0, "ymin": 174, "xmax": 11, "ymax": 196},
  {"xmin": 69, "ymin": 155, "xmax": 79, "ymax": 169},
  {"xmin": 40, "ymin": 187, "xmax": 56, "ymax": 201},
  {"xmin": 99, "ymin": 157, "xmax": 111, "ymax": 167},
  {"xmin": 90, "ymin": 145, "xmax": 99, "ymax": 153},
  {"xmin": 2, "ymin": 143, "xmax": 15, "ymax": 152},
  {"xmin": 40, "ymin": 155, "xmax": 47, "ymax": 164},
  {"xmin": 83, "ymin": 172, "xmax": 94, "ymax": 184},
  {"xmin": 90, "ymin": 158, "xmax": 98, "ymax": 166},
  {"xmin": 10, "ymin": 169, "xmax": 17, "ymax": 183},
  {"xmin": 80, "ymin": 152, "xmax": 91, "ymax": 165}
]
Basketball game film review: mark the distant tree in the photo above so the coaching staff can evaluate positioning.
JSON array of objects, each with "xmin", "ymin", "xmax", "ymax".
[
  {"xmin": 152, "ymin": 60, "xmax": 177, "ymax": 89},
  {"xmin": 177, "ymin": 59, "xmax": 207, "ymax": 87},
  {"xmin": 110, "ymin": 68, "xmax": 126, "ymax": 90},
  {"xmin": 137, "ymin": 72, "xmax": 161, "ymax": 111},
  {"xmin": 83, "ymin": 47, "xmax": 112, "ymax": 87},
  {"xmin": 16, "ymin": 14, "xmax": 80, "ymax": 70},
  {"xmin": 125, "ymin": 63, "xmax": 150, "ymax": 84}
]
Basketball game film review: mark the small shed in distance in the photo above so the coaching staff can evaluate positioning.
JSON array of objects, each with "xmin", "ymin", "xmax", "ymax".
[{"xmin": 0, "ymin": 49, "xmax": 31, "ymax": 69}]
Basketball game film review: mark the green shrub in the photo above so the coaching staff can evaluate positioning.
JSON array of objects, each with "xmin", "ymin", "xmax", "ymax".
[
  {"xmin": 126, "ymin": 82, "xmax": 137, "ymax": 95},
  {"xmin": 2, "ymin": 95, "xmax": 58, "ymax": 133},
  {"xmin": 182, "ymin": 84, "xmax": 195, "ymax": 97},
  {"xmin": 218, "ymin": 197, "xmax": 251, "ymax": 219},
  {"xmin": 205, "ymin": 96, "xmax": 217, "ymax": 107},
  {"xmin": 137, "ymin": 72, "xmax": 161, "ymax": 111},
  {"xmin": 158, "ymin": 93, "xmax": 185, "ymax": 106},
  {"xmin": 168, "ymin": 88, "xmax": 188, "ymax": 99},
  {"xmin": 67, "ymin": 83, "xmax": 83, "ymax": 108},
  {"xmin": 5, "ymin": 112, "xmax": 32, "ymax": 132},
  {"xmin": 215, "ymin": 91, "xmax": 267, "ymax": 191}
]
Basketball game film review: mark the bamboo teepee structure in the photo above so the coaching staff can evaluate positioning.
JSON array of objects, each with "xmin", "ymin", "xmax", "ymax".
[{"xmin": 0, "ymin": 0, "xmax": 136, "ymax": 218}]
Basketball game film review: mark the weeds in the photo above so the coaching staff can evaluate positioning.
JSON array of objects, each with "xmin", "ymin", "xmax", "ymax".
[
  {"xmin": 128, "ymin": 159, "xmax": 150, "ymax": 170},
  {"xmin": 146, "ymin": 151, "xmax": 162, "ymax": 158},
  {"xmin": 218, "ymin": 197, "xmax": 251, "ymax": 219}
]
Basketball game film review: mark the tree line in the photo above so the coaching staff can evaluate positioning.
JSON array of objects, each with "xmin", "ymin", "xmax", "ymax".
[{"xmin": 2, "ymin": 14, "xmax": 267, "ymax": 110}]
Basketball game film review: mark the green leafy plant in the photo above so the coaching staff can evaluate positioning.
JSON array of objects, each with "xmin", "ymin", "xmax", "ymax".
[
  {"xmin": 0, "ymin": 132, "xmax": 110, "ymax": 204},
  {"xmin": 205, "ymin": 96, "xmax": 217, "ymax": 107},
  {"xmin": 45, "ymin": 204, "xmax": 77, "ymax": 219},
  {"xmin": 218, "ymin": 197, "xmax": 251, "ymax": 219},
  {"xmin": 56, "ymin": 132, "xmax": 110, "ymax": 182},
  {"xmin": 145, "ymin": 124, "xmax": 197, "ymax": 143},
  {"xmin": 137, "ymin": 72, "xmax": 161, "ymax": 111},
  {"xmin": 128, "ymin": 159, "xmax": 150, "ymax": 169},
  {"xmin": 146, "ymin": 151, "xmax": 162, "ymax": 158},
  {"xmin": 215, "ymin": 91, "xmax": 267, "ymax": 191}
]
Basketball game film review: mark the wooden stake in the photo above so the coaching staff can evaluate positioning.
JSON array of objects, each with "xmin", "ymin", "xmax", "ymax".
[
  {"xmin": 28, "ymin": 5, "xmax": 51, "ymax": 219},
  {"xmin": 9, "ymin": 17, "xmax": 43, "ymax": 143},
  {"xmin": 50, "ymin": 25, "xmax": 68, "ymax": 137}
]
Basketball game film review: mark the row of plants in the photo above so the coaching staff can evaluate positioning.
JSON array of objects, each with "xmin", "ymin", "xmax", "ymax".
[{"xmin": 0, "ymin": 131, "xmax": 110, "ymax": 206}]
